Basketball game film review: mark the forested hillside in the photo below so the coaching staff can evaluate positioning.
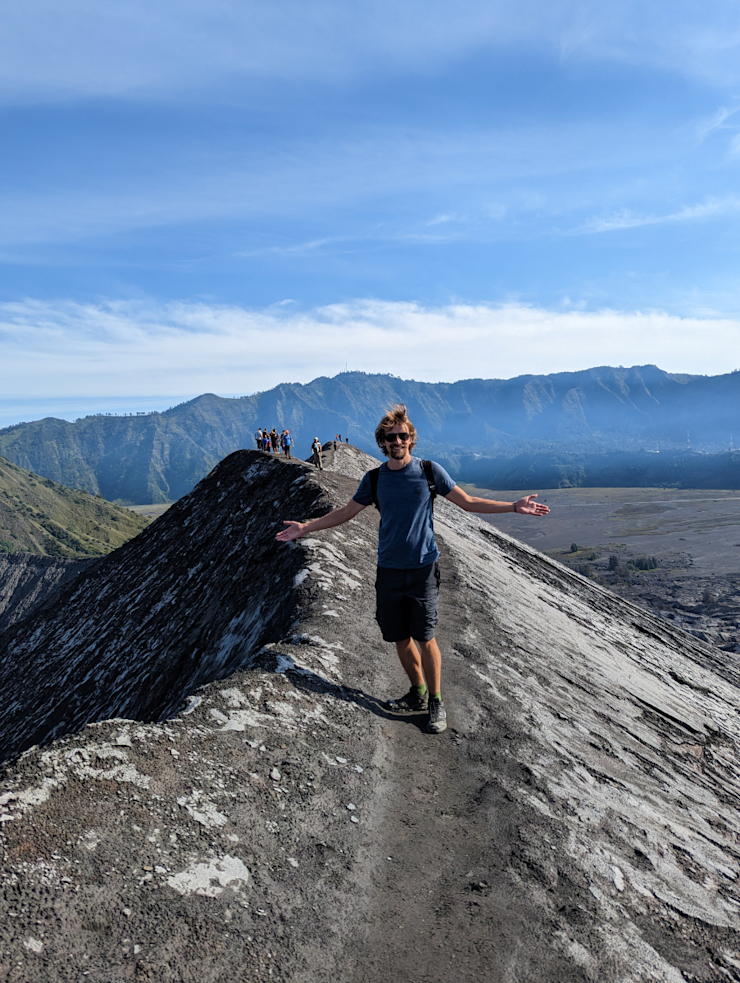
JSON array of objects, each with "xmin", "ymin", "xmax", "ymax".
[
  {"xmin": 458, "ymin": 448, "xmax": 740, "ymax": 490},
  {"xmin": 1, "ymin": 365, "xmax": 739, "ymax": 502},
  {"xmin": 0, "ymin": 456, "xmax": 148, "ymax": 556}
]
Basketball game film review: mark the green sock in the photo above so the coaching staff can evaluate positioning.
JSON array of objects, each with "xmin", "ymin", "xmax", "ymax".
[
  {"xmin": 413, "ymin": 682, "xmax": 427, "ymax": 696},
  {"xmin": 431, "ymin": 692, "xmax": 442, "ymax": 702}
]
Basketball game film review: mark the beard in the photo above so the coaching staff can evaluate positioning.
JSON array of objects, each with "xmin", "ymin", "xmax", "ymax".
[{"xmin": 389, "ymin": 444, "xmax": 408, "ymax": 458}]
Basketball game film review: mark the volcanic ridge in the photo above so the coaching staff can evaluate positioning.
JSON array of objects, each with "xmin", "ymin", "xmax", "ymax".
[{"xmin": 1, "ymin": 444, "xmax": 739, "ymax": 982}]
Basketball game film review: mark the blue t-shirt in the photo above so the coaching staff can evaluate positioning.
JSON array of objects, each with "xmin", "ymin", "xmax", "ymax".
[{"xmin": 353, "ymin": 458, "xmax": 456, "ymax": 569}]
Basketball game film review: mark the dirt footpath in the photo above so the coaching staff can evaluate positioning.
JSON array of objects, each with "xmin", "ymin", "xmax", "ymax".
[{"xmin": 1, "ymin": 447, "xmax": 740, "ymax": 982}]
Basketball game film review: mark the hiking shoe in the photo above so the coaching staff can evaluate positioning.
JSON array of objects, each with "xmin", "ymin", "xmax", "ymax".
[
  {"xmin": 426, "ymin": 697, "xmax": 447, "ymax": 734},
  {"xmin": 385, "ymin": 687, "xmax": 429, "ymax": 713}
]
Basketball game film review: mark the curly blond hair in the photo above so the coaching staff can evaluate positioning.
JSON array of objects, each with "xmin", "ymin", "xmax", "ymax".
[{"xmin": 374, "ymin": 404, "xmax": 417, "ymax": 457}]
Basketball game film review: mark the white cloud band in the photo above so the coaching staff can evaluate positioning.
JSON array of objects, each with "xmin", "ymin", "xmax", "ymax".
[{"xmin": 1, "ymin": 299, "xmax": 737, "ymax": 408}]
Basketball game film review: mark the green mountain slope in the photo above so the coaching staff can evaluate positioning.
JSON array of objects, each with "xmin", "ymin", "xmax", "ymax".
[{"xmin": 0, "ymin": 456, "xmax": 149, "ymax": 557}]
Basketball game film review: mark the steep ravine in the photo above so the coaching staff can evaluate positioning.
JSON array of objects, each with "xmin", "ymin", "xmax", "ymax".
[{"xmin": 1, "ymin": 446, "xmax": 739, "ymax": 982}]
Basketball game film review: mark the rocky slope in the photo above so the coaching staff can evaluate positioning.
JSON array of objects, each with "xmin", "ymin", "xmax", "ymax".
[
  {"xmin": 554, "ymin": 547, "xmax": 740, "ymax": 655},
  {"xmin": 0, "ymin": 554, "xmax": 96, "ymax": 633},
  {"xmin": 1, "ymin": 446, "xmax": 739, "ymax": 982}
]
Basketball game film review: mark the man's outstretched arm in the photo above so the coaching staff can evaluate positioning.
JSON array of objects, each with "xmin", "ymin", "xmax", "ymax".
[
  {"xmin": 445, "ymin": 486, "xmax": 549, "ymax": 516},
  {"xmin": 276, "ymin": 498, "xmax": 366, "ymax": 542}
]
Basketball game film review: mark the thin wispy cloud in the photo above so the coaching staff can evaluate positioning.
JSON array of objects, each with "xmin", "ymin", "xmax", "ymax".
[
  {"xmin": 580, "ymin": 196, "xmax": 740, "ymax": 234},
  {"xmin": 238, "ymin": 228, "xmax": 461, "ymax": 258},
  {"xmin": 696, "ymin": 104, "xmax": 740, "ymax": 141},
  {"xmin": 426, "ymin": 214, "xmax": 460, "ymax": 226},
  {"xmin": 237, "ymin": 237, "xmax": 346, "ymax": 258},
  {"xmin": 0, "ymin": 115, "xmax": 679, "ymax": 253},
  {"xmin": 2, "ymin": 1, "xmax": 740, "ymax": 104},
  {"xmin": 392, "ymin": 232, "xmax": 459, "ymax": 244}
]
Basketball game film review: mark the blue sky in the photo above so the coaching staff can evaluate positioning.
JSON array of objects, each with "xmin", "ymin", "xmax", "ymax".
[{"xmin": 2, "ymin": 0, "xmax": 740, "ymax": 425}]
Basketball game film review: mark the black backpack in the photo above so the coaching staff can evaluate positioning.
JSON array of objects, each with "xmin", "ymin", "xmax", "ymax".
[{"xmin": 368, "ymin": 460, "xmax": 437, "ymax": 515}]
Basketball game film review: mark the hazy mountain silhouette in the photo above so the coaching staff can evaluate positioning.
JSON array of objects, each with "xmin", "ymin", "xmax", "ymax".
[{"xmin": 1, "ymin": 365, "xmax": 739, "ymax": 502}]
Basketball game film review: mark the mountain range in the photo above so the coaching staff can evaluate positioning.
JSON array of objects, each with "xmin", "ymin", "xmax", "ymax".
[{"xmin": 2, "ymin": 365, "xmax": 739, "ymax": 503}]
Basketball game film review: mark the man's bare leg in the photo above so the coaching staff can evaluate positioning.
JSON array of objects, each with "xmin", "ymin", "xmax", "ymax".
[
  {"xmin": 394, "ymin": 638, "xmax": 424, "ymax": 688},
  {"xmin": 418, "ymin": 638, "xmax": 441, "ymax": 695},
  {"xmin": 420, "ymin": 637, "xmax": 446, "ymax": 733},
  {"xmin": 394, "ymin": 637, "xmax": 441, "ymax": 694}
]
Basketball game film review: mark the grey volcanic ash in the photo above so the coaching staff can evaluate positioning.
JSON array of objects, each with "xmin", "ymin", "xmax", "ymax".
[{"xmin": 1, "ymin": 445, "xmax": 739, "ymax": 982}]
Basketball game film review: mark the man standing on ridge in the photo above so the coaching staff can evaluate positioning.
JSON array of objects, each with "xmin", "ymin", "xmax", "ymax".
[{"xmin": 276, "ymin": 404, "xmax": 549, "ymax": 734}]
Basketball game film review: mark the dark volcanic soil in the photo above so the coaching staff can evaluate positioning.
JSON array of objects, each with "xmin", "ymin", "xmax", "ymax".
[
  {"xmin": 1, "ymin": 447, "xmax": 740, "ymax": 982},
  {"xmin": 0, "ymin": 553, "xmax": 96, "ymax": 633}
]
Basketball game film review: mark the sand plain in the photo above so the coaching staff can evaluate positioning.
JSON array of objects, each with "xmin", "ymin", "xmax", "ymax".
[
  {"xmin": 466, "ymin": 484, "xmax": 740, "ymax": 652},
  {"xmin": 463, "ymin": 485, "xmax": 740, "ymax": 575}
]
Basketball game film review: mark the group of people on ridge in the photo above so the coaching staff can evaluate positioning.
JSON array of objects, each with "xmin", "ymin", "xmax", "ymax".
[
  {"xmin": 254, "ymin": 428, "xmax": 294, "ymax": 458},
  {"xmin": 255, "ymin": 428, "xmax": 351, "ymax": 468}
]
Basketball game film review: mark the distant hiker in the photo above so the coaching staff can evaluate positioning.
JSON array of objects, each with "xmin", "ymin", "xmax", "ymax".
[
  {"xmin": 284, "ymin": 430, "xmax": 293, "ymax": 459},
  {"xmin": 277, "ymin": 403, "xmax": 549, "ymax": 735},
  {"xmin": 262, "ymin": 432, "xmax": 271, "ymax": 452},
  {"xmin": 311, "ymin": 438, "xmax": 323, "ymax": 469},
  {"xmin": 255, "ymin": 428, "xmax": 263, "ymax": 450},
  {"xmin": 270, "ymin": 429, "xmax": 279, "ymax": 453}
]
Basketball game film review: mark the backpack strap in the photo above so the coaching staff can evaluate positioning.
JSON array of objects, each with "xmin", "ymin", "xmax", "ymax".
[
  {"xmin": 369, "ymin": 467, "xmax": 381, "ymax": 510},
  {"xmin": 422, "ymin": 460, "xmax": 437, "ymax": 506}
]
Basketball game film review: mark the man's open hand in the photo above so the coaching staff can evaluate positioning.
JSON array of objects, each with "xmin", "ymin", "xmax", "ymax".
[
  {"xmin": 276, "ymin": 521, "xmax": 305, "ymax": 542},
  {"xmin": 514, "ymin": 494, "xmax": 549, "ymax": 516}
]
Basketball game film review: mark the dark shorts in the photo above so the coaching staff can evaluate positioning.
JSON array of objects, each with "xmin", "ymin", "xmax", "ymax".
[{"xmin": 375, "ymin": 561, "xmax": 440, "ymax": 643}]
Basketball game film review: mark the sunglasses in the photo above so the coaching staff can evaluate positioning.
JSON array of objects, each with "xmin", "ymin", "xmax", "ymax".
[{"xmin": 384, "ymin": 432, "xmax": 411, "ymax": 442}]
